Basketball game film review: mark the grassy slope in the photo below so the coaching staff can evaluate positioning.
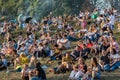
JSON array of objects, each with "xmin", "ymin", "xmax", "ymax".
[{"xmin": 0, "ymin": 22, "xmax": 120, "ymax": 80}]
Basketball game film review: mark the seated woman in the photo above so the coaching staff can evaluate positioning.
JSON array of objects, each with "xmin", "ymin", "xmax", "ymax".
[
  {"xmin": 14, "ymin": 53, "xmax": 29, "ymax": 69},
  {"xmin": 109, "ymin": 48, "xmax": 120, "ymax": 71},
  {"xmin": 44, "ymin": 32, "xmax": 52, "ymax": 43},
  {"xmin": 110, "ymin": 37, "xmax": 119, "ymax": 53},
  {"xmin": 37, "ymin": 43, "xmax": 47, "ymax": 58},
  {"xmin": 86, "ymin": 39, "xmax": 94, "ymax": 54},
  {"xmin": 0, "ymin": 54, "xmax": 8, "ymax": 71},
  {"xmin": 21, "ymin": 64, "xmax": 30, "ymax": 80},
  {"xmin": 29, "ymin": 54, "xmax": 37, "ymax": 69},
  {"xmin": 99, "ymin": 50, "xmax": 110, "ymax": 71},
  {"xmin": 57, "ymin": 35, "xmax": 71, "ymax": 49},
  {"xmin": 17, "ymin": 43, "xmax": 27, "ymax": 55},
  {"xmin": 29, "ymin": 62, "xmax": 46, "ymax": 80},
  {"xmin": 56, "ymin": 52, "xmax": 73, "ymax": 73},
  {"xmin": 84, "ymin": 24, "xmax": 97, "ymax": 42},
  {"xmin": 103, "ymin": 27, "xmax": 113, "ymax": 36},
  {"xmin": 67, "ymin": 29, "xmax": 80, "ymax": 41},
  {"xmin": 91, "ymin": 57, "xmax": 101, "ymax": 80},
  {"xmin": 69, "ymin": 58, "xmax": 87, "ymax": 80}
]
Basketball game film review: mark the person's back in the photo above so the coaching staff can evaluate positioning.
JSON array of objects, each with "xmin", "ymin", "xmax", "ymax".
[
  {"xmin": 37, "ymin": 67, "xmax": 46, "ymax": 80},
  {"xmin": 30, "ymin": 62, "xmax": 46, "ymax": 80}
]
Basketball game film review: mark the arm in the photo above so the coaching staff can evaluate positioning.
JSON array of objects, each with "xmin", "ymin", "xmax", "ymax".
[
  {"xmin": 30, "ymin": 69, "xmax": 38, "ymax": 77},
  {"xmin": 34, "ymin": 58, "xmax": 37, "ymax": 67},
  {"xmin": 60, "ymin": 39, "xmax": 68, "ymax": 44},
  {"xmin": 21, "ymin": 69, "xmax": 25, "ymax": 77},
  {"xmin": 99, "ymin": 60, "xmax": 104, "ymax": 67}
]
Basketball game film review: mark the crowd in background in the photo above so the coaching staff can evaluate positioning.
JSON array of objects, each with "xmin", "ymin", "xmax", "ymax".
[{"xmin": 0, "ymin": 7, "xmax": 120, "ymax": 80}]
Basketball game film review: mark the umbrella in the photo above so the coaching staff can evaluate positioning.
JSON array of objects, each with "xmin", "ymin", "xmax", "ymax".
[{"xmin": 25, "ymin": 17, "xmax": 32, "ymax": 23}]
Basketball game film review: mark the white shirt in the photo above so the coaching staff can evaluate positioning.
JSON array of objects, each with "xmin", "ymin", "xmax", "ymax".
[
  {"xmin": 21, "ymin": 68, "xmax": 30, "ymax": 76},
  {"xmin": 58, "ymin": 24, "xmax": 63, "ymax": 29},
  {"xmin": 109, "ymin": 15, "xmax": 115, "ymax": 25}
]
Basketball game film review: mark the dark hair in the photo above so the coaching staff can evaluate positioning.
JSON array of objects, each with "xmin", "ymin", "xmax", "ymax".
[
  {"xmin": 112, "ymin": 48, "xmax": 116, "ymax": 54},
  {"xmin": 88, "ymin": 39, "xmax": 92, "ymax": 44},
  {"xmin": 92, "ymin": 57, "xmax": 98, "ymax": 67},
  {"xmin": 36, "ymin": 62, "xmax": 41, "ymax": 68}
]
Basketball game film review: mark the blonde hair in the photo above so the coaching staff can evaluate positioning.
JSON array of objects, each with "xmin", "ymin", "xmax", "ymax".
[{"xmin": 20, "ymin": 53, "xmax": 26, "ymax": 57}]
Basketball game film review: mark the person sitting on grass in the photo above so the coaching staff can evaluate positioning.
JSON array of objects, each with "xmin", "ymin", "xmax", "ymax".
[
  {"xmin": 109, "ymin": 48, "xmax": 120, "ymax": 71},
  {"xmin": 80, "ymin": 44, "xmax": 90, "ymax": 60},
  {"xmin": 70, "ymin": 46, "xmax": 81, "ymax": 61},
  {"xmin": 51, "ymin": 44, "xmax": 62, "ymax": 60},
  {"xmin": 69, "ymin": 58, "xmax": 87, "ymax": 80},
  {"xmin": 0, "ymin": 54, "xmax": 8, "ymax": 71},
  {"xmin": 99, "ymin": 50, "xmax": 110, "ymax": 71},
  {"xmin": 29, "ymin": 53, "xmax": 37, "ymax": 69},
  {"xmin": 57, "ymin": 34, "xmax": 71, "ymax": 49},
  {"xmin": 21, "ymin": 64, "xmax": 30, "ymax": 80},
  {"xmin": 91, "ymin": 57, "xmax": 101, "ymax": 80},
  {"xmin": 29, "ymin": 62, "xmax": 46, "ymax": 80},
  {"xmin": 56, "ymin": 52, "xmax": 73, "ymax": 73},
  {"xmin": 14, "ymin": 53, "xmax": 29, "ymax": 69}
]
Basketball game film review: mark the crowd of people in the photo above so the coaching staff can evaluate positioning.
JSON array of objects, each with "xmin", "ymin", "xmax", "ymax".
[{"xmin": 0, "ymin": 7, "xmax": 120, "ymax": 80}]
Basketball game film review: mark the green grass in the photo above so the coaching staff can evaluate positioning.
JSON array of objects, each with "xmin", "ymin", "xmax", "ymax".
[
  {"xmin": 0, "ymin": 21, "xmax": 120, "ymax": 80},
  {"xmin": 0, "ymin": 69, "xmax": 120, "ymax": 80}
]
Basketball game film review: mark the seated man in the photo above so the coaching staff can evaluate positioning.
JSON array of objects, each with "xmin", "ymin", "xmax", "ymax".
[
  {"xmin": 99, "ymin": 50, "xmax": 110, "ymax": 71},
  {"xmin": 56, "ymin": 52, "xmax": 73, "ymax": 73},
  {"xmin": 70, "ymin": 46, "xmax": 81, "ymax": 60},
  {"xmin": 47, "ymin": 44, "xmax": 62, "ymax": 63},
  {"xmin": 0, "ymin": 54, "xmax": 8, "ymax": 71},
  {"xmin": 80, "ymin": 44, "xmax": 90, "ymax": 60}
]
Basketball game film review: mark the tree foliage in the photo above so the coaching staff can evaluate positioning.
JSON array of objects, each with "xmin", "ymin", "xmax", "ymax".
[{"xmin": 0, "ymin": 0, "xmax": 119, "ymax": 20}]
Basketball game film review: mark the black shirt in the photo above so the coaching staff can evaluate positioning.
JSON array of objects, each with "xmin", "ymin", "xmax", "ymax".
[
  {"xmin": 100, "ymin": 54, "xmax": 110, "ymax": 65},
  {"xmin": 37, "ymin": 67, "xmax": 46, "ymax": 80}
]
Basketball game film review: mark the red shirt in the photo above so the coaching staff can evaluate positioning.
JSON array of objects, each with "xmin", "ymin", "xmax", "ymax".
[{"xmin": 86, "ymin": 43, "xmax": 93, "ymax": 48}]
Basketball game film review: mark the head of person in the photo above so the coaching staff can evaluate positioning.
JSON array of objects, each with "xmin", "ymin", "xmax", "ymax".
[
  {"xmin": 63, "ymin": 34, "xmax": 67, "ymax": 39},
  {"xmin": 78, "ymin": 58, "xmax": 85, "ymax": 65},
  {"xmin": 1, "ymin": 54, "xmax": 5, "ymax": 59},
  {"xmin": 83, "ymin": 44, "xmax": 86, "ymax": 49},
  {"xmin": 36, "ymin": 62, "xmax": 41, "ymax": 69},
  {"xmin": 20, "ymin": 53, "xmax": 26, "ymax": 58},
  {"xmin": 23, "ymin": 64, "xmax": 28, "ymax": 69},
  {"xmin": 21, "ymin": 43, "xmax": 25, "ymax": 47},
  {"xmin": 39, "ymin": 43, "xmax": 43, "ymax": 46},
  {"xmin": 75, "ymin": 46, "xmax": 80, "ymax": 51},
  {"xmin": 65, "ymin": 52, "xmax": 70, "ymax": 58},
  {"xmin": 91, "ymin": 57, "xmax": 98, "ymax": 67},
  {"xmin": 110, "ymin": 48, "xmax": 116, "ymax": 55}
]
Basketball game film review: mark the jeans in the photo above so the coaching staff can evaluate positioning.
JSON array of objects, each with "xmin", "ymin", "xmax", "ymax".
[
  {"xmin": 67, "ymin": 36, "xmax": 80, "ymax": 41},
  {"xmin": 104, "ymin": 64, "xmax": 110, "ymax": 71},
  {"xmin": 110, "ymin": 61, "xmax": 120, "ymax": 71},
  {"xmin": 31, "ymin": 77, "xmax": 41, "ymax": 80}
]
